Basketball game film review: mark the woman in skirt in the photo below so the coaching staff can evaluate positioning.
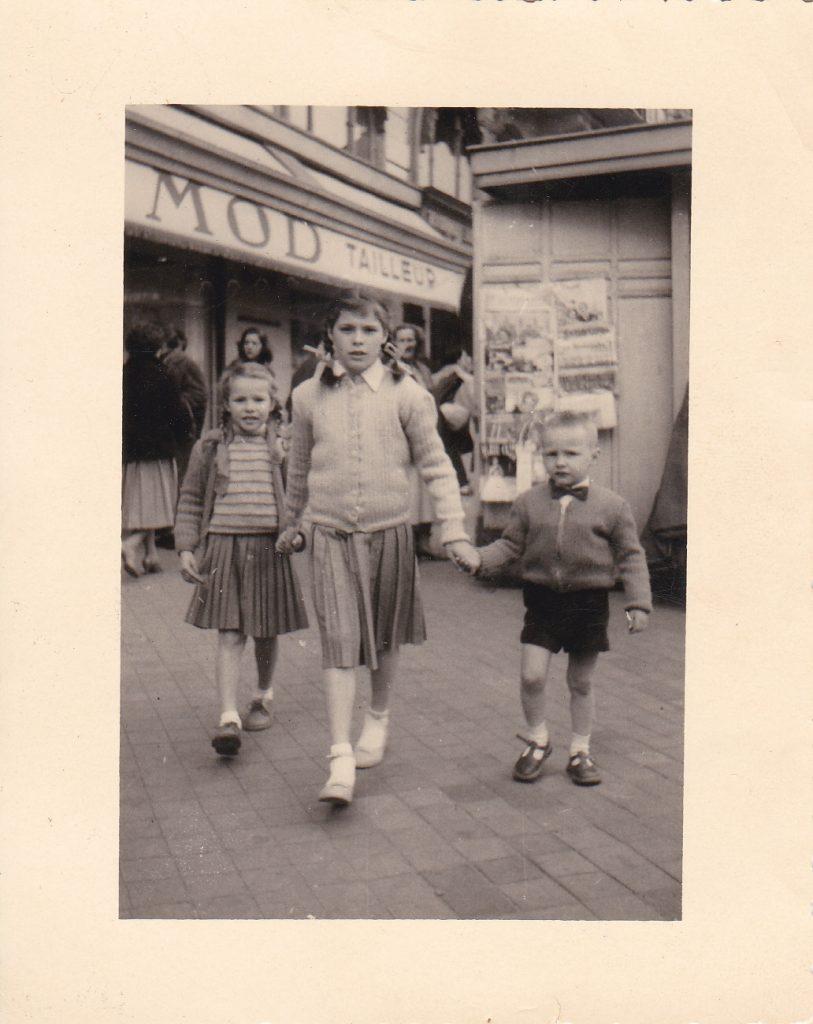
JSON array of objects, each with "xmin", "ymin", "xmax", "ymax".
[
  {"xmin": 176, "ymin": 362, "xmax": 308, "ymax": 757},
  {"xmin": 277, "ymin": 293, "xmax": 479, "ymax": 806},
  {"xmin": 122, "ymin": 322, "xmax": 191, "ymax": 576}
]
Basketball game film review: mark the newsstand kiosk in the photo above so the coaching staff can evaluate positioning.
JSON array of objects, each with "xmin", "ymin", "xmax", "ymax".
[{"xmin": 467, "ymin": 120, "xmax": 691, "ymax": 542}]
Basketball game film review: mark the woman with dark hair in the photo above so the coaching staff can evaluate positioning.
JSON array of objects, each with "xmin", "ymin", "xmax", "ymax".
[
  {"xmin": 230, "ymin": 327, "xmax": 274, "ymax": 369},
  {"xmin": 122, "ymin": 322, "xmax": 191, "ymax": 576}
]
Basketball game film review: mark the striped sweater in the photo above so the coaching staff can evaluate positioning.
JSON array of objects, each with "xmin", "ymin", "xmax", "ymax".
[
  {"xmin": 209, "ymin": 435, "xmax": 277, "ymax": 533},
  {"xmin": 175, "ymin": 425, "xmax": 289, "ymax": 557}
]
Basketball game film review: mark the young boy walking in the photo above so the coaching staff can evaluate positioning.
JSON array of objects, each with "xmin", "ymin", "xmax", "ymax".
[{"xmin": 468, "ymin": 411, "xmax": 652, "ymax": 786}]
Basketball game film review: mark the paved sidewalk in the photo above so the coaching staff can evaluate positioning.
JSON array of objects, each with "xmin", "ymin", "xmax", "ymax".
[{"xmin": 120, "ymin": 548, "xmax": 684, "ymax": 920}]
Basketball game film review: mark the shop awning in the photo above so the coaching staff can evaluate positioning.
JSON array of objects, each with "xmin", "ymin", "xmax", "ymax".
[{"xmin": 125, "ymin": 106, "xmax": 469, "ymax": 311}]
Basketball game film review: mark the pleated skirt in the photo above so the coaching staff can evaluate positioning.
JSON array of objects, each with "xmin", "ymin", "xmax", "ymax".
[
  {"xmin": 186, "ymin": 533, "xmax": 308, "ymax": 638},
  {"xmin": 122, "ymin": 459, "xmax": 177, "ymax": 530},
  {"xmin": 311, "ymin": 523, "xmax": 427, "ymax": 670}
]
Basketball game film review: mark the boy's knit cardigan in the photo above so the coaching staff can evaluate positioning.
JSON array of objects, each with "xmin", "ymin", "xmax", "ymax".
[
  {"xmin": 175, "ymin": 424, "xmax": 290, "ymax": 558},
  {"xmin": 478, "ymin": 481, "xmax": 652, "ymax": 613}
]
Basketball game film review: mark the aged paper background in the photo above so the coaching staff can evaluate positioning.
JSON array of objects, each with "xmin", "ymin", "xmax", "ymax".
[{"xmin": 3, "ymin": 2, "xmax": 812, "ymax": 1022}]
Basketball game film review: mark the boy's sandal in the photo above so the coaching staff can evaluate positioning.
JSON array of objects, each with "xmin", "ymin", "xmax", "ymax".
[
  {"xmin": 244, "ymin": 699, "xmax": 273, "ymax": 732},
  {"xmin": 566, "ymin": 751, "xmax": 601, "ymax": 786},
  {"xmin": 318, "ymin": 751, "xmax": 355, "ymax": 806},
  {"xmin": 211, "ymin": 721, "xmax": 241, "ymax": 757},
  {"xmin": 512, "ymin": 736, "xmax": 553, "ymax": 782}
]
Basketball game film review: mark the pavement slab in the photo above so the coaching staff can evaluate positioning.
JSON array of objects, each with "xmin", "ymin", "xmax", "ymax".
[{"xmin": 120, "ymin": 550, "xmax": 684, "ymax": 920}]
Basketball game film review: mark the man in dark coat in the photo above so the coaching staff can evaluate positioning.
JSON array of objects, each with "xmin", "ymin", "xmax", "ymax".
[{"xmin": 159, "ymin": 328, "xmax": 208, "ymax": 484}]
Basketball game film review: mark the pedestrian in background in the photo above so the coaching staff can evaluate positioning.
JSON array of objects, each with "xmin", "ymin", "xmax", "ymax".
[
  {"xmin": 277, "ymin": 292, "xmax": 479, "ymax": 807},
  {"xmin": 228, "ymin": 326, "xmax": 275, "ymax": 372},
  {"xmin": 467, "ymin": 411, "xmax": 651, "ymax": 788},
  {"xmin": 175, "ymin": 362, "xmax": 308, "ymax": 757},
  {"xmin": 393, "ymin": 323, "xmax": 435, "ymax": 558},
  {"xmin": 159, "ymin": 327, "xmax": 208, "ymax": 485},
  {"xmin": 433, "ymin": 347, "xmax": 475, "ymax": 495},
  {"xmin": 122, "ymin": 322, "xmax": 191, "ymax": 576}
]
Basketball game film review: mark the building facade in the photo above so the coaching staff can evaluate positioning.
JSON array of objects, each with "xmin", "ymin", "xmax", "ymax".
[{"xmin": 124, "ymin": 106, "xmax": 476, "ymax": 415}]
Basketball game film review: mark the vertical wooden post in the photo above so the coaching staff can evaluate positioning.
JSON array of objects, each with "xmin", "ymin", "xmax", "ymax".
[{"xmin": 671, "ymin": 169, "xmax": 691, "ymax": 416}]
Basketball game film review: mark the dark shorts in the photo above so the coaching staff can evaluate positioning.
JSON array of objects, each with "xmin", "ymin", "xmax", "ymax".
[{"xmin": 520, "ymin": 584, "xmax": 610, "ymax": 654}]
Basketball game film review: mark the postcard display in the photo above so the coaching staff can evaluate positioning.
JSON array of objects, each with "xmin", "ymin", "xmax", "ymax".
[{"xmin": 479, "ymin": 277, "xmax": 618, "ymax": 503}]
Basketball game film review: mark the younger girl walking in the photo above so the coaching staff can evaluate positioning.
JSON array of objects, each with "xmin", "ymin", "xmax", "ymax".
[
  {"xmin": 176, "ymin": 362, "xmax": 308, "ymax": 756},
  {"xmin": 277, "ymin": 292, "xmax": 479, "ymax": 805}
]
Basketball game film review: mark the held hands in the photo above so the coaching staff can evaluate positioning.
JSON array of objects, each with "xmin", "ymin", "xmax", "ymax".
[
  {"xmin": 625, "ymin": 609, "xmax": 649, "ymax": 634},
  {"xmin": 446, "ymin": 540, "xmax": 481, "ymax": 575},
  {"xmin": 276, "ymin": 526, "xmax": 305, "ymax": 555},
  {"xmin": 178, "ymin": 550, "xmax": 205, "ymax": 584}
]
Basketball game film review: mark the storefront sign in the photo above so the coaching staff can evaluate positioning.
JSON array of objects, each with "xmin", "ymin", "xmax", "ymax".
[{"xmin": 125, "ymin": 162, "xmax": 464, "ymax": 309}]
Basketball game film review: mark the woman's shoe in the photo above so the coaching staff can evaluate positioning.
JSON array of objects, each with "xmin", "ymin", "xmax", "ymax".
[
  {"xmin": 143, "ymin": 557, "xmax": 163, "ymax": 574},
  {"xmin": 355, "ymin": 709, "xmax": 389, "ymax": 769},
  {"xmin": 121, "ymin": 550, "xmax": 143, "ymax": 577},
  {"xmin": 318, "ymin": 745, "xmax": 355, "ymax": 806}
]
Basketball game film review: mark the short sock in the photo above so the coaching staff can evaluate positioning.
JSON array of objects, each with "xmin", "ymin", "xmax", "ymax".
[
  {"xmin": 329, "ymin": 742, "xmax": 353, "ymax": 758},
  {"xmin": 570, "ymin": 733, "xmax": 591, "ymax": 756},
  {"xmin": 521, "ymin": 721, "xmax": 549, "ymax": 747},
  {"xmin": 254, "ymin": 686, "xmax": 273, "ymax": 705},
  {"xmin": 219, "ymin": 710, "xmax": 241, "ymax": 729}
]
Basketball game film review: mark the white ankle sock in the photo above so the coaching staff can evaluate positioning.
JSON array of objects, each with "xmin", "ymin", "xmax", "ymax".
[
  {"xmin": 570, "ymin": 733, "xmax": 591, "ymax": 756},
  {"xmin": 219, "ymin": 710, "xmax": 241, "ymax": 728},
  {"xmin": 254, "ymin": 686, "xmax": 273, "ymax": 705},
  {"xmin": 522, "ymin": 721, "xmax": 549, "ymax": 747},
  {"xmin": 357, "ymin": 708, "xmax": 389, "ymax": 752},
  {"xmin": 329, "ymin": 742, "xmax": 353, "ymax": 758}
]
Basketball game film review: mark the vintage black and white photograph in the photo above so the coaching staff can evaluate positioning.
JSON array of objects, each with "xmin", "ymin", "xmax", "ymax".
[{"xmin": 120, "ymin": 104, "xmax": 691, "ymax": 921}]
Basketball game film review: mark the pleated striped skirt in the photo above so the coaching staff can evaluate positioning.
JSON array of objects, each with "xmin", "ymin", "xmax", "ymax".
[
  {"xmin": 185, "ymin": 533, "xmax": 308, "ymax": 638},
  {"xmin": 311, "ymin": 523, "xmax": 427, "ymax": 670}
]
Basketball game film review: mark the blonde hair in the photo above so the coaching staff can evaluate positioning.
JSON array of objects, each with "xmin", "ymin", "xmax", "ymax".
[
  {"xmin": 217, "ymin": 362, "xmax": 280, "ymax": 428},
  {"xmin": 538, "ymin": 410, "xmax": 599, "ymax": 447}
]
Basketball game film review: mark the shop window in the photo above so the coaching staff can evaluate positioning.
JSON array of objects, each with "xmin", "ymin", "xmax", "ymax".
[
  {"xmin": 415, "ymin": 108, "xmax": 479, "ymax": 202},
  {"xmin": 347, "ymin": 106, "xmax": 386, "ymax": 166},
  {"xmin": 310, "ymin": 106, "xmax": 349, "ymax": 149},
  {"xmin": 286, "ymin": 106, "xmax": 311, "ymax": 131},
  {"xmin": 384, "ymin": 107, "xmax": 411, "ymax": 180}
]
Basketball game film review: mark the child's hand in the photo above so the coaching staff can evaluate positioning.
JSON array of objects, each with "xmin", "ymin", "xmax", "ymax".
[
  {"xmin": 276, "ymin": 526, "xmax": 304, "ymax": 555},
  {"xmin": 179, "ymin": 551, "xmax": 204, "ymax": 584},
  {"xmin": 446, "ymin": 540, "xmax": 481, "ymax": 575},
  {"xmin": 625, "ymin": 609, "xmax": 649, "ymax": 634}
]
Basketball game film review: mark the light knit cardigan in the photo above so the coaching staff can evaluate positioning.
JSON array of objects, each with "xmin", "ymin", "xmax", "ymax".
[{"xmin": 285, "ymin": 361, "xmax": 468, "ymax": 545}]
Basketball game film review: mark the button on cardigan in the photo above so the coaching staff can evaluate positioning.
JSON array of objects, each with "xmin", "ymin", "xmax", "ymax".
[{"xmin": 284, "ymin": 360, "xmax": 468, "ymax": 545}]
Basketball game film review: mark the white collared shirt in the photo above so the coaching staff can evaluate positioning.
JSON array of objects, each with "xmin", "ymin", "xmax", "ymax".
[{"xmin": 328, "ymin": 357, "xmax": 386, "ymax": 392}]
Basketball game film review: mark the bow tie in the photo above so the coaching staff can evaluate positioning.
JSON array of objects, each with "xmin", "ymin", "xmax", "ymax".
[{"xmin": 550, "ymin": 482, "xmax": 589, "ymax": 501}]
